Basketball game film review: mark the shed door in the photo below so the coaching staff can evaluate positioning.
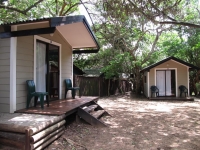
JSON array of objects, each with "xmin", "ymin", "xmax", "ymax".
[{"xmin": 156, "ymin": 70, "xmax": 176, "ymax": 96}]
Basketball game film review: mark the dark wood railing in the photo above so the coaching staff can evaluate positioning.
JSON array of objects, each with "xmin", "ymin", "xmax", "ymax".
[{"xmin": 74, "ymin": 75, "xmax": 131, "ymax": 97}]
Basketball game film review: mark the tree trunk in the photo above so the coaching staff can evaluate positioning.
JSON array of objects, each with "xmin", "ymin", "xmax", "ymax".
[
  {"xmin": 108, "ymin": 79, "xmax": 110, "ymax": 96},
  {"xmin": 132, "ymin": 67, "xmax": 142, "ymax": 96}
]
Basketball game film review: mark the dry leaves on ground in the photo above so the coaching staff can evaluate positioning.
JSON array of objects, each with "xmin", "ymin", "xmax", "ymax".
[{"xmin": 46, "ymin": 94, "xmax": 200, "ymax": 150}]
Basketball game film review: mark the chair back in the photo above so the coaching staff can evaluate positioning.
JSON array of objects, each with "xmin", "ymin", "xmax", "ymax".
[
  {"xmin": 179, "ymin": 85, "xmax": 187, "ymax": 92},
  {"xmin": 150, "ymin": 85, "xmax": 158, "ymax": 92},
  {"xmin": 26, "ymin": 80, "xmax": 36, "ymax": 94},
  {"xmin": 65, "ymin": 79, "xmax": 72, "ymax": 89}
]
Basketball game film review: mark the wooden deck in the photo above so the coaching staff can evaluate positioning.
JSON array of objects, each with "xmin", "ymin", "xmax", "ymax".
[
  {"xmin": 149, "ymin": 97, "xmax": 194, "ymax": 101},
  {"xmin": 15, "ymin": 96, "xmax": 99, "ymax": 116},
  {"xmin": 0, "ymin": 96, "xmax": 99, "ymax": 149}
]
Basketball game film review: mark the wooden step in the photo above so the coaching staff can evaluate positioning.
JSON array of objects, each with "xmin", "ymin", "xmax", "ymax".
[
  {"xmin": 82, "ymin": 105, "xmax": 98, "ymax": 113},
  {"xmin": 77, "ymin": 108, "xmax": 107, "ymax": 127},
  {"xmin": 91, "ymin": 110, "xmax": 105, "ymax": 119}
]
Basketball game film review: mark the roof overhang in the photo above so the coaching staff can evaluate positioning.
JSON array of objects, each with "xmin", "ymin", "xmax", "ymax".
[
  {"xmin": 0, "ymin": 15, "xmax": 100, "ymax": 54},
  {"xmin": 140, "ymin": 56, "xmax": 200, "ymax": 72}
]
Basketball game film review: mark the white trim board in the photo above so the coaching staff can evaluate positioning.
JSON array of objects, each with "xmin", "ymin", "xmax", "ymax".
[
  {"xmin": 34, "ymin": 35, "xmax": 62, "ymax": 99},
  {"xmin": 147, "ymin": 72, "xmax": 149, "ymax": 97},
  {"xmin": 10, "ymin": 37, "xmax": 17, "ymax": 113},
  {"xmin": 171, "ymin": 59, "xmax": 192, "ymax": 69},
  {"xmin": 10, "ymin": 25, "xmax": 17, "ymax": 113},
  {"xmin": 187, "ymin": 67, "xmax": 190, "ymax": 96}
]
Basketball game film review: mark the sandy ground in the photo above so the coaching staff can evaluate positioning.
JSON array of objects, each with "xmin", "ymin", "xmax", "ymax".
[{"xmin": 45, "ymin": 94, "xmax": 200, "ymax": 150}]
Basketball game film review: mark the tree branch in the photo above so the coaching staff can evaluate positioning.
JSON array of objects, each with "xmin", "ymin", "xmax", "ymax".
[
  {"xmin": 142, "ymin": 27, "xmax": 163, "ymax": 64},
  {"xmin": 147, "ymin": 0, "xmax": 177, "ymax": 22},
  {"xmin": 80, "ymin": 0, "xmax": 96, "ymax": 31},
  {"xmin": 158, "ymin": 21, "xmax": 200, "ymax": 28},
  {"xmin": 62, "ymin": 2, "xmax": 81, "ymax": 15},
  {"xmin": 59, "ymin": 1, "xmax": 67, "ymax": 16},
  {"xmin": 127, "ymin": 0, "xmax": 200, "ymax": 28},
  {"xmin": 24, "ymin": 0, "xmax": 44, "ymax": 13},
  {"xmin": 0, "ymin": 0, "xmax": 44, "ymax": 15},
  {"xmin": 0, "ymin": 5, "xmax": 25, "ymax": 14}
]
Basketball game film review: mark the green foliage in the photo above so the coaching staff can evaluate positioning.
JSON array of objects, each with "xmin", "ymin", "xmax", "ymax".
[
  {"xmin": 195, "ymin": 82, "xmax": 200, "ymax": 92},
  {"xmin": 101, "ymin": 52, "xmax": 132, "ymax": 79},
  {"xmin": 160, "ymin": 28, "xmax": 200, "ymax": 67}
]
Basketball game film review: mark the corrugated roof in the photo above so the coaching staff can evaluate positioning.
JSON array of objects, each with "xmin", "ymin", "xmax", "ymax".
[{"xmin": 0, "ymin": 17, "xmax": 50, "ymax": 26}]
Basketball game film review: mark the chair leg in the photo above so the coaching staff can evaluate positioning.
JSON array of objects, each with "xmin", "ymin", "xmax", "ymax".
[
  {"xmin": 79, "ymin": 89, "xmax": 81, "ymax": 98},
  {"xmin": 34, "ymin": 96, "xmax": 38, "ymax": 107},
  {"xmin": 26, "ymin": 95, "xmax": 31, "ymax": 109},
  {"xmin": 46, "ymin": 95, "xmax": 50, "ymax": 107},
  {"xmin": 72, "ymin": 89, "xmax": 75, "ymax": 99},
  {"xmin": 40, "ymin": 95, "xmax": 44, "ymax": 109}
]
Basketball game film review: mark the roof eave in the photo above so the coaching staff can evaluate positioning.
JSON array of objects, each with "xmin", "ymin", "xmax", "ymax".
[
  {"xmin": 140, "ymin": 56, "xmax": 200, "ymax": 72},
  {"xmin": 50, "ymin": 16, "xmax": 100, "ymax": 52},
  {"xmin": 73, "ymin": 49, "xmax": 99, "ymax": 54},
  {"xmin": 0, "ymin": 16, "xmax": 100, "ymax": 53}
]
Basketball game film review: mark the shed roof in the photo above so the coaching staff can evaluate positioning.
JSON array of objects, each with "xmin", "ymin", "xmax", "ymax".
[
  {"xmin": 140, "ymin": 56, "xmax": 200, "ymax": 72},
  {"xmin": 73, "ymin": 65, "xmax": 85, "ymax": 75},
  {"xmin": 0, "ymin": 15, "xmax": 100, "ymax": 54},
  {"xmin": 83, "ymin": 69, "xmax": 104, "ymax": 77}
]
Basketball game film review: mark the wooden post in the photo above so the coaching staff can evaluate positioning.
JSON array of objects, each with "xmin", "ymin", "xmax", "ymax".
[
  {"xmin": 25, "ymin": 129, "xmax": 30, "ymax": 150},
  {"xmin": 98, "ymin": 78, "xmax": 100, "ymax": 97},
  {"xmin": 108, "ymin": 79, "xmax": 110, "ymax": 96}
]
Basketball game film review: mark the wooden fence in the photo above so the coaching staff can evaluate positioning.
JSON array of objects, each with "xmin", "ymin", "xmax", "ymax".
[{"xmin": 74, "ymin": 75, "xmax": 131, "ymax": 97}]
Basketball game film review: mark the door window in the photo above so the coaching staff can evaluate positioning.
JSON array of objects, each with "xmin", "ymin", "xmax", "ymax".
[{"xmin": 36, "ymin": 41, "xmax": 46, "ymax": 92}]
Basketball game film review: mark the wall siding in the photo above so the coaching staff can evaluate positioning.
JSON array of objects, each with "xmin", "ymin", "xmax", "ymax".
[
  {"xmin": 15, "ymin": 31, "xmax": 72, "ymax": 111},
  {"xmin": 149, "ymin": 68, "xmax": 155, "ymax": 97},
  {"xmin": 16, "ymin": 36, "xmax": 34, "ymax": 110},
  {"xmin": 0, "ymin": 38, "xmax": 10, "ymax": 112}
]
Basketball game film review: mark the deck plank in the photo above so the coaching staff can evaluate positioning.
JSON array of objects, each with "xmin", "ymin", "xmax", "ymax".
[{"xmin": 15, "ymin": 96, "xmax": 99, "ymax": 115}]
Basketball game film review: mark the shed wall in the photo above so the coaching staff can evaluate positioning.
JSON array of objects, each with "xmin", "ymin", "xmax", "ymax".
[{"xmin": 149, "ymin": 60, "xmax": 188, "ymax": 97}]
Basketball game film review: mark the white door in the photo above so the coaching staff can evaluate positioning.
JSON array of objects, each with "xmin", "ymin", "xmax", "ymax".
[
  {"xmin": 166, "ymin": 70, "xmax": 171, "ymax": 96},
  {"xmin": 156, "ymin": 71, "xmax": 165, "ymax": 96},
  {"xmin": 156, "ymin": 70, "xmax": 175, "ymax": 96}
]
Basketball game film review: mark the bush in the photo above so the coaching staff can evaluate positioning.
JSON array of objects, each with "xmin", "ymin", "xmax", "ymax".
[{"xmin": 195, "ymin": 83, "xmax": 200, "ymax": 95}]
